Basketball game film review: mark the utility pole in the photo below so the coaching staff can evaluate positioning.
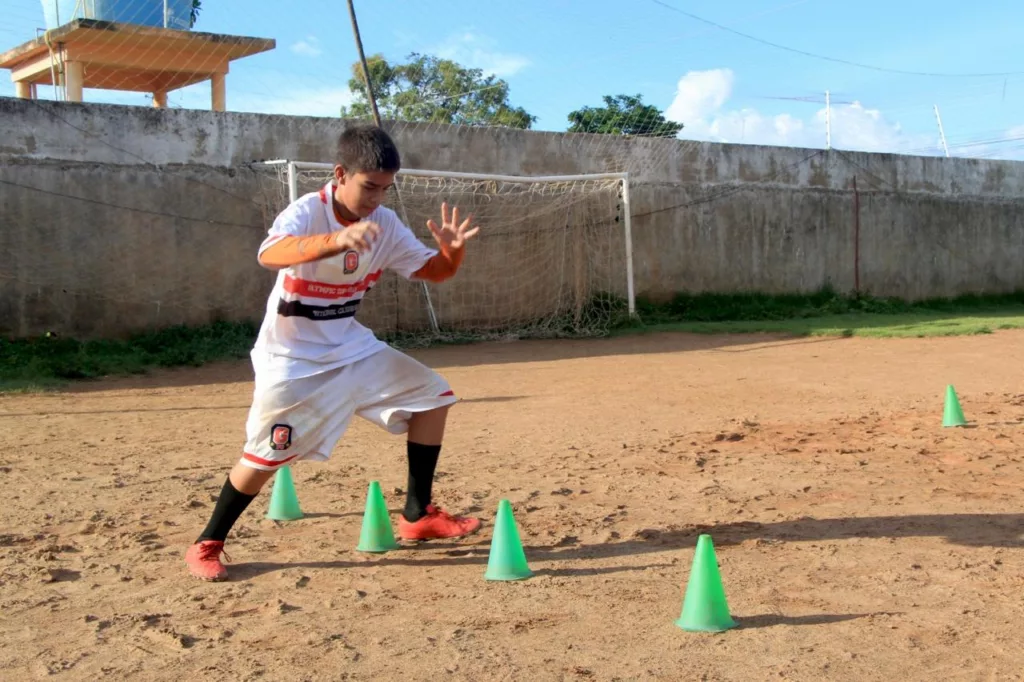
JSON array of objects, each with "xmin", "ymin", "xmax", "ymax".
[
  {"xmin": 933, "ymin": 104, "xmax": 950, "ymax": 158},
  {"xmin": 346, "ymin": 0, "xmax": 382, "ymax": 127},
  {"xmin": 825, "ymin": 89, "xmax": 831, "ymax": 150}
]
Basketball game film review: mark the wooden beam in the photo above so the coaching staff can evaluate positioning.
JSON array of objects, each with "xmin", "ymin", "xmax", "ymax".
[
  {"xmin": 153, "ymin": 91, "xmax": 168, "ymax": 108},
  {"xmin": 10, "ymin": 55, "xmax": 55, "ymax": 83},
  {"xmin": 65, "ymin": 43, "xmax": 229, "ymax": 76},
  {"xmin": 14, "ymin": 80, "xmax": 31, "ymax": 99},
  {"xmin": 211, "ymin": 72, "xmax": 226, "ymax": 112},
  {"xmin": 65, "ymin": 61, "xmax": 83, "ymax": 102},
  {"xmin": 9, "ymin": 46, "xmax": 228, "ymax": 86}
]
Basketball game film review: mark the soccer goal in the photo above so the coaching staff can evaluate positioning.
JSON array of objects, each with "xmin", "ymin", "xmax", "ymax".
[{"xmin": 255, "ymin": 160, "xmax": 636, "ymax": 347}]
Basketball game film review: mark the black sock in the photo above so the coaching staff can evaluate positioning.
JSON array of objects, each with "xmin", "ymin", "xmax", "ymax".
[
  {"xmin": 403, "ymin": 442, "xmax": 442, "ymax": 522},
  {"xmin": 196, "ymin": 477, "xmax": 258, "ymax": 543}
]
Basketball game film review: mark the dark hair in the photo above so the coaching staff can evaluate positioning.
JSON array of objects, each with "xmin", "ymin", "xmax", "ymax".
[{"xmin": 336, "ymin": 125, "xmax": 401, "ymax": 173}]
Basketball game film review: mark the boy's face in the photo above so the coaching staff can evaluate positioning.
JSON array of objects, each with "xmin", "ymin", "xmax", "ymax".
[{"xmin": 333, "ymin": 166, "xmax": 396, "ymax": 219}]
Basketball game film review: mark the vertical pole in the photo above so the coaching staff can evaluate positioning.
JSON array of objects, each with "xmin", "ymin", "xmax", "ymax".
[
  {"xmin": 15, "ymin": 81, "xmax": 31, "ymax": 99},
  {"xmin": 64, "ymin": 61, "xmax": 84, "ymax": 102},
  {"xmin": 825, "ymin": 90, "xmax": 831, "ymax": 150},
  {"xmin": 286, "ymin": 162, "xmax": 299, "ymax": 204},
  {"xmin": 934, "ymin": 104, "xmax": 950, "ymax": 158},
  {"xmin": 211, "ymin": 72, "xmax": 226, "ymax": 111},
  {"xmin": 153, "ymin": 91, "xmax": 168, "ymax": 108},
  {"xmin": 621, "ymin": 174, "xmax": 636, "ymax": 317},
  {"xmin": 853, "ymin": 176, "xmax": 860, "ymax": 294}
]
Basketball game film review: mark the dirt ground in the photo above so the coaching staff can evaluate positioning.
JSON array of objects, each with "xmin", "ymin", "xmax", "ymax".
[{"xmin": 1, "ymin": 330, "xmax": 1023, "ymax": 681}]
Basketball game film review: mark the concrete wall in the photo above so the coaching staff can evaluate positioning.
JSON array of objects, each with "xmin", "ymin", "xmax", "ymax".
[{"xmin": 1, "ymin": 97, "xmax": 1022, "ymax": 339}]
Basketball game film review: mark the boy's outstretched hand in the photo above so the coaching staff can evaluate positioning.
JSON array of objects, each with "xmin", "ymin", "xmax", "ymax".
[{"xmin": 427, "ymin": 202, "xmax": 480, "ymax": 252}]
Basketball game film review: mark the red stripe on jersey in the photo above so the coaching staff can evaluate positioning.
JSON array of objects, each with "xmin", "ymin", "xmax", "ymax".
[
  {"xmin": 283, "ymin": 270, "xmax": 383, "ymax": 299},
  {"xmin": 242, "ymin": 451, "xmax": 299, "ymax": 468},
  {"xmin": 321, "ymin": 184, "xmax": 357, "ymax": 226},
  {"xmin": 440, "ymin": 390, "xmax": 454, "ymax": 397}
]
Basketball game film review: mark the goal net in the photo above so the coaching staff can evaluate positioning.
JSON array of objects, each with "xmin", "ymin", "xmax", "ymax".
[{"xmin": 254, "ymin": 161, "xmax": 636, "ymax": 347}]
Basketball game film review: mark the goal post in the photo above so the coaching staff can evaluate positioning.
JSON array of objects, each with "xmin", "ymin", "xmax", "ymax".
[{"xmin": 254, "ymin": 160, "xmax": 637, "ymax": 346}]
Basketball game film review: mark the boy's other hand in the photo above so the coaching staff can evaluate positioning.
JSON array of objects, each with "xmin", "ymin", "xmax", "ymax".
[
  {"xmin": 427, "ymin": 202, "xmax": 480, "ymax": 252},
  {"xmin": 334, "ymin": 221, "xmax": 381, "ymax": 253}
]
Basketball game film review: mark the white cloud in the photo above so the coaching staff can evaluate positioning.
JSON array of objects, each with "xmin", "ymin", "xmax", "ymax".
[
  {"xmin": 429, "ymin": 31, "xmax": 530, "ymax": 78},
  {"xmin": 229, "ymin": 86, "xmax": 356, "ymax": 118},
  {"xmin": 664, "ymin": 68, "xmax": 733, "ymax": 125},
  {"xmin": 290, "ymin": 37, "xmax": 322, "ymax": 58},
  {"xmin": 666, "ymin": 68, "xmax": 937, "ymax": 155}
]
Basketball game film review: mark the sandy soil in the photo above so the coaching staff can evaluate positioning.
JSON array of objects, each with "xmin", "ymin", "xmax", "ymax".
[{"xmin": 1, "ymin": 330, "xmax": 1023, "ymax": 681}]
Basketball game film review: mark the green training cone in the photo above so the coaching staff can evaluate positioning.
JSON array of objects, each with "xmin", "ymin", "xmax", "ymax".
[
  {"xmin": 675, "ymin": 534, "xmax": 737, "ymax": 633},
  {"xmin": 356, "ymin": 481, "xmax": 399, "ymax": 553},
  {"xmin": 484, "ymin": 499, "xmax": 532, "ymax": 581},
  {"xmin": 266, "ymin": 466, "xmax": 303, "ymax": 521},
  {"xmin": 943, "ymin": 384, "xmax": 967, "ymax": 427}
]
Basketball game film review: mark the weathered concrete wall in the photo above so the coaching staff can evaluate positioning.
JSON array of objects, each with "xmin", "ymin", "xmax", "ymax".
[
  {"xmin": 5, "ymin": 97, "xmax": 1024, "ymax": 193},
  {"xmin": 0, "ymin": 157, "xmax": 272, "ymax": 338},
  {"xmin": 1, "ymin": 97, "xmax": 1022, "ymax": 338}
]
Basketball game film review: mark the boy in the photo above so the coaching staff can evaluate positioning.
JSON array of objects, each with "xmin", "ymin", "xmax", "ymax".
[{"xmin": 185, "ymin": 125, "xmax": 482, "ymax": 581}]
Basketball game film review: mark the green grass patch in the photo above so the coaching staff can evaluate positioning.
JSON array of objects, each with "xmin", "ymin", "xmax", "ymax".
[
  {"xmin": 0, "ymin": 320, "xmax": 258, "ymax": 392},
  {"xmin": 611, "ymin": 286, "xmax": 1024, "ymax": 339},
  {"xmin": 615, "ymin": 310, "xmax": 1024, "ymax": 339}
]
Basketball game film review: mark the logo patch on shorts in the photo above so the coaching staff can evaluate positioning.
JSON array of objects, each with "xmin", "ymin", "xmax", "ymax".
[
  {"xmin": 270, "ymin": 424, "xmax": 292, "ymax": 450},
  {"xmin": 343, "ymin": 250, "xmax": 360, "ymax": 274}
]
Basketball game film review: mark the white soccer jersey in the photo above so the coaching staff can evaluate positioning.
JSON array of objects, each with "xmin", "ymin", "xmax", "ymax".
[{"xmin": 251, "ymin": 182, "xmax": 437, "ymax": 380}]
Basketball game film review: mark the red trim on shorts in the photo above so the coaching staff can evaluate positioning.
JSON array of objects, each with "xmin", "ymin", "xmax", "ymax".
[
  {"xmin": 440, "ymin": 390, "xmax": 454, "ymax": 397},
  {"xmin": 242, "ymin": 451, "xmax": 299, "ymax": 468}
]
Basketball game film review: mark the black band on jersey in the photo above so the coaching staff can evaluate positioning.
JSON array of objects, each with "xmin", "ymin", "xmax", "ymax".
[{"xmin": 276, "ymin": 297, "xmax": 362, "ymax": 321}]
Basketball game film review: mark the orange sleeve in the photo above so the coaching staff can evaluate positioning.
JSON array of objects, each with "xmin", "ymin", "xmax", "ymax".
[
  {"xmin": 413, "ymin": 245, "xmax": 465, "ymax": 283},
  {"xmin": 258, "ymin": 234, "xmax": 344, "ymax": 269}
]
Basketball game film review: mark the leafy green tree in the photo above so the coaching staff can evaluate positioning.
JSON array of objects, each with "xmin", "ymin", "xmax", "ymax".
[
  {"xmin": 340, "ymin": 52, "xmax": 536, "ymax": 129},
  {"xmin": 567, "ymin": 94, "xmax": 683, "ymax": 137}
]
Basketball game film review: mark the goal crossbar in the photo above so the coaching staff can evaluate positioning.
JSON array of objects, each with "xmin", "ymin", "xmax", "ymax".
[{"xmin": 258, "ymin": 159, "xmax": 629, "ymax": 185}]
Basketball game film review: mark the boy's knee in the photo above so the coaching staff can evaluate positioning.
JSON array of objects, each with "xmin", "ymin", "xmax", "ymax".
[
  {"xmin": 411, "ymin": 405, "xmax": 450, "ymax": 423},
  {"xmin": 407, "ymin": 406, "xmax": 450, "ymax": 445},
  {"xmin": 229, "ymin": 462, "xmax": 276, "ymax": 496}
]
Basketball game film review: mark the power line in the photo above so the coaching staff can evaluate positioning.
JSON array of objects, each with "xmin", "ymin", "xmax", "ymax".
[{"xmin": 647, "ymin": 0, "xmax": 1024, "ymax": 78}]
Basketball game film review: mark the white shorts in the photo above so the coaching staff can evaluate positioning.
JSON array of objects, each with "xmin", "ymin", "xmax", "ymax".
[{"xmin": 239, "ymin": 346, "xmax": 458, "ymax": 471}]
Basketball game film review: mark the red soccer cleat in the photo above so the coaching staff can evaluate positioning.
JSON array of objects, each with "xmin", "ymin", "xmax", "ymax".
[
  {"xmin": 398, "ymin": 505, "xmax": 482, "ymax": 541},
  {"xmin": 185, "ymin": 540, "xmax": 230, "ymax": 581}
]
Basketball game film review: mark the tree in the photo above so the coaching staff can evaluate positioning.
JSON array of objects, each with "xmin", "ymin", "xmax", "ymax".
[
  {"xmin": 566, "ymin": 94, "xmax": 683, "ymax": 137},
  {"xmin": 340, "ymin": 52, "xmax": 536, "ymax": 129},
  {"xmin": 190, "ymin": 0, "xmax": 202, "ymax": 28}
]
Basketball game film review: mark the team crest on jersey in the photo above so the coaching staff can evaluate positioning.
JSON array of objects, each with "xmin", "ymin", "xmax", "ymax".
[
  {"xmin": 343, "ymin": 250, "xmax": 360, "ymax": 274},
  {"xmin": 270, "ymin": 424, "xmax": 292, "ymax": 450}
]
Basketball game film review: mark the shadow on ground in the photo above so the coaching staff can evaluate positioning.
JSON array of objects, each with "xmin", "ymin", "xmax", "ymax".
[{"xmin": 231, "ymin": 512, "xmax": 1024, "ymax": 581}]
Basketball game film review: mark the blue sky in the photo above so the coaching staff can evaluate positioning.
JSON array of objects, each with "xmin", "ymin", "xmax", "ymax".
[{"xmin": 3, "ymin": 0, "xmax": 1024, "ymax": 158}]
